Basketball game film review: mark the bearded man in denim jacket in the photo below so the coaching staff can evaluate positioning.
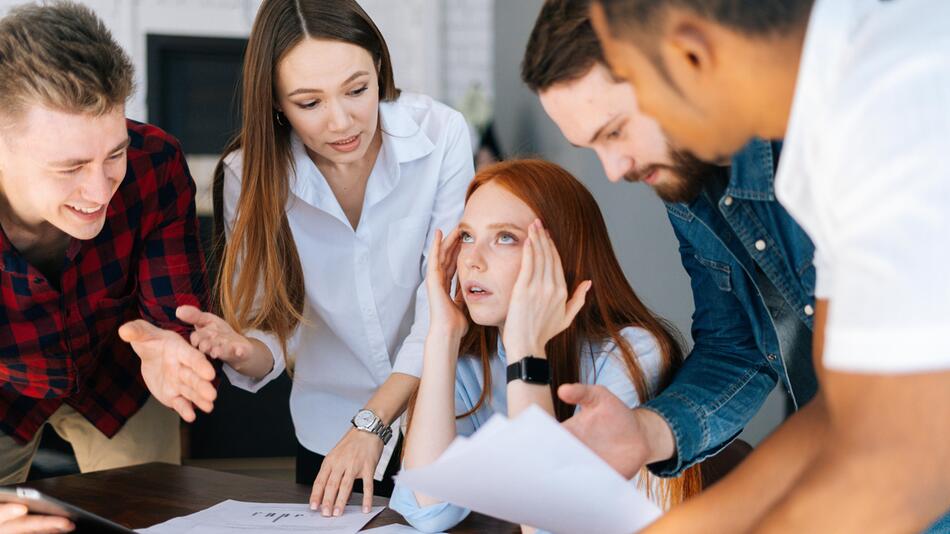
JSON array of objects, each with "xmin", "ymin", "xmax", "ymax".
[{"xmin": 521, "ymin": 0, "xmax": 818, "ymax": 480}]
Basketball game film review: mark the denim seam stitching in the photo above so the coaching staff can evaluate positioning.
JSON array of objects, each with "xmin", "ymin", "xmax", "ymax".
[
  {"xmin": 687, "ymin": 362, "xmax": 766, "ymax": 451},
  {"xmin": 702, "ymin": 364, "xmax": 763, "ymax": 414},
  {"xmin": 666, "ymin": 391, "xmax": 710, "ymax": 452}
]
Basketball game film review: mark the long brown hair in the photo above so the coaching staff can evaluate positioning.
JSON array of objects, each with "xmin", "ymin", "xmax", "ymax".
[
  {"xmin": 211, "ymin": 0, "xmax": 400, "ymax": 362},
  {"xmin": 408, "ymin": 159, "xmax": 701, "ymax": 506}
]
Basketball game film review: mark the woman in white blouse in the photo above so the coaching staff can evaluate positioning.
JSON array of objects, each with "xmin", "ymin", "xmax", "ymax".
[{"xmin": 176, "ymin": 0, "xmax": 473, "ymax": 518}]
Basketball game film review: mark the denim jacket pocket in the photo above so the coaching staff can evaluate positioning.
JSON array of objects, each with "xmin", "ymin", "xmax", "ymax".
[{"xmin": 694, "ymin": 255, "xmax": 732, "ymax": 292}]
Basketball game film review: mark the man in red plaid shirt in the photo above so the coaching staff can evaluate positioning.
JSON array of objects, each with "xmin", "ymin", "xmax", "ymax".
[{"xmin": 0, "ymin": 0, "xmax": 217, "ymax": 499}]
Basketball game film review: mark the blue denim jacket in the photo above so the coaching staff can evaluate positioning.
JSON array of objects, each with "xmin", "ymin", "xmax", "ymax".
[{"xmin": 644, "ymin": 139, "xmax": 819, "ymax": 476}]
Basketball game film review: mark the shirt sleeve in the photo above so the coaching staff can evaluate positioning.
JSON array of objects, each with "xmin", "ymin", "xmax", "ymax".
[
  {"xmin": 643, "ymin": 220, "xmax": 778, "ymax": 477},
  {"xmin": 391, "ymin": 111, "xmax": 473, "ymax": 377},
  {"xmin": 389, "ymin": 485, "xmax": 470, "ymax": 533},
  {"xmin": 585, "ymin": 326, "xmax": 664, "ymax": 409},
  {"xmin": 222, "ymin": 329, "xmax": 288, "ymax": 393},
  {"xmin": 820, "ymin": 58, "xmax": 950, "ymax": 373},
  {"xmin": 136, "ymin": 136, "xmax": 210, "ymax": 338},
  {"xmin": 217, "ymin": 158, "xmax": 294, "ymax": 392},
  {"xmin": 389, "ymin": 359, "xmax": 481, "ymax": 532}
]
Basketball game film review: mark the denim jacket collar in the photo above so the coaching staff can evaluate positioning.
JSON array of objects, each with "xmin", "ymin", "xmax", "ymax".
[
  {"xmin": 665, "ymin": 139, "xmax": 779, "ymax": 224},
  {"xmin": 722, "ymin": 139, "xmax": 780, "ymax": 201}
]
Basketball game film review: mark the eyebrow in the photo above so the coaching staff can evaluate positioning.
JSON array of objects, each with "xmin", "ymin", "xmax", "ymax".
[
  {"xmin": 458, "ymin": 222, "xmax": 526, "ymax": 233},
  {"xmin": 287, "ymin": 70, "xmax": 371, "ymax": 97},
  {"xmin": 51, "ymin": 137, "xmax": 131, "ymax": 167}
]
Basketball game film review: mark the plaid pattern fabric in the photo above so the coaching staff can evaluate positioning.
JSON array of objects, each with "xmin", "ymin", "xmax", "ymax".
[{"xmin": 0, "ymin": 120, "xmax": 209, "ymax": 444}]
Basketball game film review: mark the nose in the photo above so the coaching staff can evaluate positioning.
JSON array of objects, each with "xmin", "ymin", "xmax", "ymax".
[
  {"xmin": 596, "ymin": 148, "xmax": 634, "ymax": 183},
  {"xmin": 81, "ymin": 164, "xmax": 117, "ymax": 205},
  {"xmin": 327, "ymin": 99, "xmax": 353, "ymax": 133},
  {"xmin": 460, "ymin": 245, "xmax": 485, "ymax": 272}
]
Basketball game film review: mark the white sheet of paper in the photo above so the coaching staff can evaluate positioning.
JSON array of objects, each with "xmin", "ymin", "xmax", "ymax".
[
  {"xmin": 136, "ymin": 499, "xmax": 384, "ymax": 534},
  {"xmin": 395, "ymin": 405, "xmax": 662, "ymax": 534}
]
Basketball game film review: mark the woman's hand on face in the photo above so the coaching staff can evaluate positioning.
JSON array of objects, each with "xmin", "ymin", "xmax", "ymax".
[
  {"xmin": 177, "ymin": 306, "xmax": 258, "ymax": 371},
  {"xmin": 503, "ymin": 220, "xmax": 591, "ymax": 362},
  {"xmin": 425, "ymin": 228, "xmax": 468, "ymax": 339},
  {"xmin": 0, "ymin": 504, "xmax": 74, "ymax": 534},
  {"xmin": 310, "ymin": 428, "xmax": 384, "ymax": 517}
]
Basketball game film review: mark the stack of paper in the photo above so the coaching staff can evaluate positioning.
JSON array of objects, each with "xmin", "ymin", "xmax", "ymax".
[
  {"xmin": 136, "ymin": 499, "xmax": 384, "ymax": 534},
  {"xmin": 395, "ymin": 405, "xmax": 662, "ymax": 534}
]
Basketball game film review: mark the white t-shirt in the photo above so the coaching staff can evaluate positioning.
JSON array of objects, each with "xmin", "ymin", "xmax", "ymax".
[
  {"xmin": 775, "ymin": 0, "xmax": 950, "ymax": 373},
  {"xmin": 221, "ymin": 92, "xmax": 474, "ymax": 477}
]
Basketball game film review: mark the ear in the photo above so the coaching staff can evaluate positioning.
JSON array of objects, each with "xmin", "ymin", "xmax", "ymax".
[{"xmin": 660, "ymin": 13, "xmax": 718, "ymax": 91}]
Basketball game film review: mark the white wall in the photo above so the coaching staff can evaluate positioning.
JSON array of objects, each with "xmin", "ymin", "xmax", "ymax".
[{"xmin": 0, "ymin": 0, "xmax": 493, "ymax": 118}]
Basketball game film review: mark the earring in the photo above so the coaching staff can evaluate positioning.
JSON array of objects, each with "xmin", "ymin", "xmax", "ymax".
[{"xmin": 275, "ymin": 110, "xmax": 285, "ymax": 126}]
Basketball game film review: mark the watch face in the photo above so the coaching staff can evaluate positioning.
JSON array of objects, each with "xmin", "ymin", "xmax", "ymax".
[{"xmin": 354, "ymin": 410, "xmax": 375, "ymax": 428}]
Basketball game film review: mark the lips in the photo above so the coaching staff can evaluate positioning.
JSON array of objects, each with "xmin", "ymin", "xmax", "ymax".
[
  {"xmin": 65, "ymin": 203, "xmax": 105, "ymax": 220},
  {"xmin": 462, "ymin": 280, "xmax": 493, "ymax": 301},
  {"xmin": 642, "ymin": 170, "xmax": 659, "ymax": 185},
  {"xmin": 328, "ymin": 133, "xmax": 362, "ymax": 153},
  {"xmin": 331, "ymin": 135, "xmax": 358, "ymax": 145},
  {"xmin": 624, "ymin": 167, "xmax": 659, "ymax": 185}
]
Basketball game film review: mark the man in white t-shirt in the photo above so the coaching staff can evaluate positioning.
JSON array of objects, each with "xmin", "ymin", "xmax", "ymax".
[{"xmin": 552, "ymin": 0, "xmax": 950, "ymax": 532}]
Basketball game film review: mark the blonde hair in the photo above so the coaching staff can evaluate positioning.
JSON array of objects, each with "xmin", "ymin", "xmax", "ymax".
[{"xmin": 0, "ymin": 1, "xmax": 133, "ymax": 122}]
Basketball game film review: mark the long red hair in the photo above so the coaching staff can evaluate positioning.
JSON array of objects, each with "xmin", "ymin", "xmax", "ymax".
[{"xmin": 409, "ymin": 159, "xmax": 702, "ymax": 506}]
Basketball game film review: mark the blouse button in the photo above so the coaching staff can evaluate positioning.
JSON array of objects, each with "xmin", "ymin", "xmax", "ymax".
[{"xmin": 754, "ymin": 240, "xmax": 767, "ymax": 251}]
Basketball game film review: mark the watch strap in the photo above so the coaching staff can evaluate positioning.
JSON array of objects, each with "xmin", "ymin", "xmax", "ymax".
[
  {"xmin": 351, "ymin": 410, "xmax": 393, "ymax": 445},
  {"xmin": 506, "ymin": 356, "xmax": 551, "ymax": 385}
]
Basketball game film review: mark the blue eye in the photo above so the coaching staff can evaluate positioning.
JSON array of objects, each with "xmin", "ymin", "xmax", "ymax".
[
  {"xmin": 460, "ymin": 231, "xmax": 474, "ymax": 244},
  {"xmin": 498, "ymin": 233, "xmax": 517, "ymax": 244}
]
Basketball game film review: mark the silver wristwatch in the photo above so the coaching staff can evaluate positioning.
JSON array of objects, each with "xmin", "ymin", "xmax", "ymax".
[{"xmin": 351, "ymin": 409, "xmax": 393, "ymax": 445}]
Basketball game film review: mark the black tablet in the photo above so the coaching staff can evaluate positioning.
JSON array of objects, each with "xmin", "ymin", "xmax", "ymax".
[{"xmin": 0, "ymin": 487, "xmax": 135, "ymax": 533}]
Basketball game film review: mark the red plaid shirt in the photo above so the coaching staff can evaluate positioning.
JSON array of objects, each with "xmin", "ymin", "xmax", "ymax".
[{"xmin": 0, "ymin": 121, "xmax": 209, "ymax": 444}]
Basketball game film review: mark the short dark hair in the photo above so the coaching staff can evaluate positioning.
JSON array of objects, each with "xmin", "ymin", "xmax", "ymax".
[
  {"xmin": 595, "ymin": 0, "xmax": 814, "ymax": 40},
  {"xmin": 593, "ymin": 0, "xmax": 813, "ymax": 94},
  {"xmin": 0, "ymin": 1, "xmax": 133, "ymax": 121},
  {"xmin": 521, "ymin": 0, "xmax": 605, "ymax": 93}
]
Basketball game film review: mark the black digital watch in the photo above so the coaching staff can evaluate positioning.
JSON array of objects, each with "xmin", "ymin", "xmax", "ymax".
[{"xmin": 506, "ymin": 356, "xmax": 551, "ymax": 385}]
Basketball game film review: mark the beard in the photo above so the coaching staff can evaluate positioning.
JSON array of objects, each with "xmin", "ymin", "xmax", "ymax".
[{"xmin": 624, "ymin": 147, "xmax": 725, "ymax": 204}]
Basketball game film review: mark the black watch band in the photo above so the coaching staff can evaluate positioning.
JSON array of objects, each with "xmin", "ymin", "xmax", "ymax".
[{"xmin": 506, "ymin": 356, "xmax": 550, "ymax": 385}]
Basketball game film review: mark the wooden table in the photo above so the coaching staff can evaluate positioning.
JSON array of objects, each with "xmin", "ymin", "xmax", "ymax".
[{"xmin": 14, "ymin": 462, "xmax": 518, "ymax": 533}]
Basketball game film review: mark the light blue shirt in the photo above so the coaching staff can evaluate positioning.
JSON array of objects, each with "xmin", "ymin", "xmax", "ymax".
[{"xmin": 390, "ymin": 326, "xmax": 664, "ymax": 533}]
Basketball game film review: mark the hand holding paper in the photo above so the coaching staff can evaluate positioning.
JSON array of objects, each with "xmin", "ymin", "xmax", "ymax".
[{"xmin": 395, "ymin": 405, "xmax": 662, "ymax": 534}]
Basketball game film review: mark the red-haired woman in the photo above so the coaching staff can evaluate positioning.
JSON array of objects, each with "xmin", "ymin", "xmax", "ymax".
[{"xmin": 391, "ymin": 159, "xmax": 702, "ymax": 532}]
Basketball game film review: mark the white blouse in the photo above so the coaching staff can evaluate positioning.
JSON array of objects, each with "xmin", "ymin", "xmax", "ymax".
[{"xmin": 221, "ymin": 92, "xmax": 474, "ymax": 477}]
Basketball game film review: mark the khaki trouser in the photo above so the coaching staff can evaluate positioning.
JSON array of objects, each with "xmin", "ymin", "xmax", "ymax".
[{"xmin": 0, "ymin": 395, "xmax": 180, "ymax": 485}]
